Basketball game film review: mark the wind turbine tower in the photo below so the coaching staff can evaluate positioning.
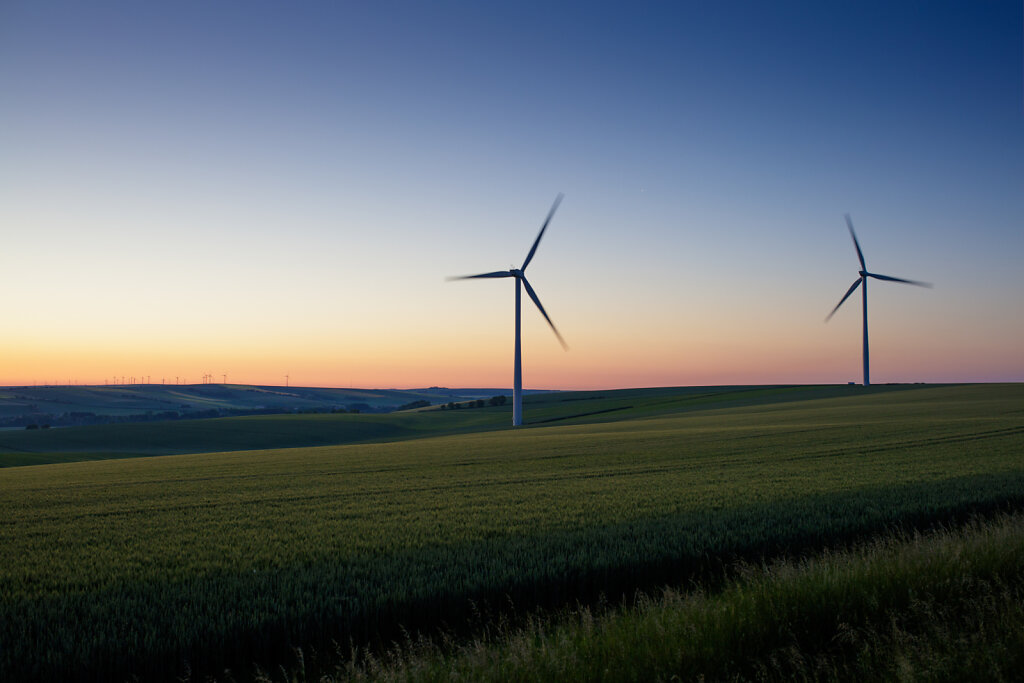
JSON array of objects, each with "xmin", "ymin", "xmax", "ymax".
[
  {"xmin": 826, "ymin": 215, "xmax": 932, "ymax": 386},
  {"xmin": 449, "ymin": 194, "xmax": 568, "ymax": 426}
]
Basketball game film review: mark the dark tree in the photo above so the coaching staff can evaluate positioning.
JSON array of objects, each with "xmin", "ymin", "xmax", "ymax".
[{"xmin": 396, "ymin": 400, "xmax": 431, "ymax": 411}]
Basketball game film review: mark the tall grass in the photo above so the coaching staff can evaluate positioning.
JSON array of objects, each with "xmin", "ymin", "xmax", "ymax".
[{"xmin": 314, "ymin": 512, "xmax": 1024, "ymax": 682}]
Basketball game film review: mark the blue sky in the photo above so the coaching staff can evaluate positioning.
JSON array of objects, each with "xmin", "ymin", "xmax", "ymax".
[{"xmin": 1, "ymin": 1, "xmax": 1021, "ymax": 388}]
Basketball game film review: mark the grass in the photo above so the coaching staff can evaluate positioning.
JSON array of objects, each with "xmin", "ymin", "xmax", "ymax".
[
  {"xmin": 0, "ymin": 383, "xmax": 948, "ymax": 466},
  {"xmin": 0, "ymin": 384, "xmax": 1021, "ymax": 681},
  {"xmin": 319, "ymin": 512, "xmax": 1024, "ymax": 682},
  {"xmin": 0, "ymin": 406, "xmax": 505, "ymax": 465}
]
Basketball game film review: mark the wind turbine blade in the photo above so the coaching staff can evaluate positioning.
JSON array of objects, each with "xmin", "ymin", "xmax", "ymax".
[
  {"xmin": 825, "ymin": 278, "xmax": 862, "ymax": 322},
  {"xmin": 520, "ymin": 276, "xmax": 568, "ymax": 350},
  {"xmin": 866, "ymin": 272, "xmax": 933, "ymax": 288},
  {"xmin": 446, "ymin": 271, "xmax": 515, "ymax": 281},
  {"xmin": 845, "ymin": 214, "xmax": 866, "ymax": 271},
  {"xmin": 521, "ymin": 193, "xmax": 564, "ymax": 271}
]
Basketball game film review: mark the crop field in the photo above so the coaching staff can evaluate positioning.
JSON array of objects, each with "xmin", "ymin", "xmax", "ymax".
[
  {"xmin": 0, "ymin": 383, "xmax": 921, "ymax": 466},
  {"xmin": 319, "ymin": 512, "xmax": 1024, "ymax": 681},
  {"xmin": 0, "ymin": 384, "xmax": 1022, "ymax": 681}
]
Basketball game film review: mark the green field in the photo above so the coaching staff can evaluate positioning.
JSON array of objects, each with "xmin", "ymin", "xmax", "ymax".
[
  {"xmin": 333, "ymin": 512, "xmax": 1024, "ymax": 682},
  {"xmin": 0, "ymin": 384, "xmax": 1021, "ymax": 681},
  {"xmin": 0, "ymin": 384, "xmax": 921, "ymax": 466}
]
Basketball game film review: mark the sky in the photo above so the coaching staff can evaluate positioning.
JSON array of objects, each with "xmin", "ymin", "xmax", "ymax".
[{"xmin": 1, "ymin": 1, "xmax": 1022, "ymax": 390}]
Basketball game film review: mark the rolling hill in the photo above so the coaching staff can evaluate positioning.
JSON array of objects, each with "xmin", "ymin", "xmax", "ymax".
[
  {"xmin": 0, "ymin": 383, "xmax": 933, "ymax": 467},
  {"xmin": 0, "ymin": 383, "xmax": 523, "ymax": 429},
  {"xmin": 1, "ymin": 383, "xmax": 1020, "ymax": 681}
]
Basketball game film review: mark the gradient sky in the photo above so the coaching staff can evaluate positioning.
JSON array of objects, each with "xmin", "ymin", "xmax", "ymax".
[{"xmin": 1, "ymin": 1, "xmax": 1022, "ymax": 389}]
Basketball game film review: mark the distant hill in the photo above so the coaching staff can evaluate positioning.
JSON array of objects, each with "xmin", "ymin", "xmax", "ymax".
[
  {"xmin": 0, "ymin": 383, "xmax": 946, "ymax": 468},
  {"xmin": 0, "ymin": 384, "xmax": 525, "ymax": 428}
]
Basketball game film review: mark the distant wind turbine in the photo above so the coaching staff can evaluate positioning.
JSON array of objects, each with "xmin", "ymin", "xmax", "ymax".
[
  {"xmin": 449, "ymin": 194, "xmax": 568, "ymax": 426},
  {"xmin": 826, "ymin": 215, "xmax": 932, "ymax": 386}
]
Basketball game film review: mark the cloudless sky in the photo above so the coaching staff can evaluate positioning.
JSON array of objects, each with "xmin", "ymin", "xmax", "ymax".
[{"xmin": 1, "ymin": 1, "xmax": 1022, "ymax": 389}]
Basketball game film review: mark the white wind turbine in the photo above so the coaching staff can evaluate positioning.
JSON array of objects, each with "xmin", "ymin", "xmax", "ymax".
[
  {"xmin": 449, "ymin": 194, "xmax": 568, "ymax": 426},
  {"xmin": 826, "ymin": 215, "xmax": 932, "ymax": 386}
]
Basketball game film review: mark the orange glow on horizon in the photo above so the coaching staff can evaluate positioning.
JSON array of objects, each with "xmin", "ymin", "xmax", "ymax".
[{"xmin": 4, "ymin": 325, "xmax": 1020, "ymax": 390}]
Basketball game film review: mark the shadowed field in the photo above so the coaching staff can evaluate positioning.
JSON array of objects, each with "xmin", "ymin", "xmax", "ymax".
[{"xmin": 327, "ymin": 512, "xmax": 1024, "ymax": 682}]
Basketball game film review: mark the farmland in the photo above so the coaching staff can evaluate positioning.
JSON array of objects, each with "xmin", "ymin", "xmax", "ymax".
[
  {"xmin": 0, "ymin": 383, "xmax": 1022, "ymax": 681},
  {"xmin": 0, "ymin": 384, "xmax": 921, "ymax": 466},
  {"xmin": 319, "ymin": 511, "xmax": 1024, "ymax": 681},
  {"xmin": 0, "ymin": 383, "xmax": 517, "ymax": 430}
]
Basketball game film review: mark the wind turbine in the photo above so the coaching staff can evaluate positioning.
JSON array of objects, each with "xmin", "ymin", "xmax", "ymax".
[
  {"xmin": 449, "ymin": 194, "xmax": 568, "ymax": 426},
  {"xmin": 826, "ymin": 215, "xmax": 931, "ymax": 386}
]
